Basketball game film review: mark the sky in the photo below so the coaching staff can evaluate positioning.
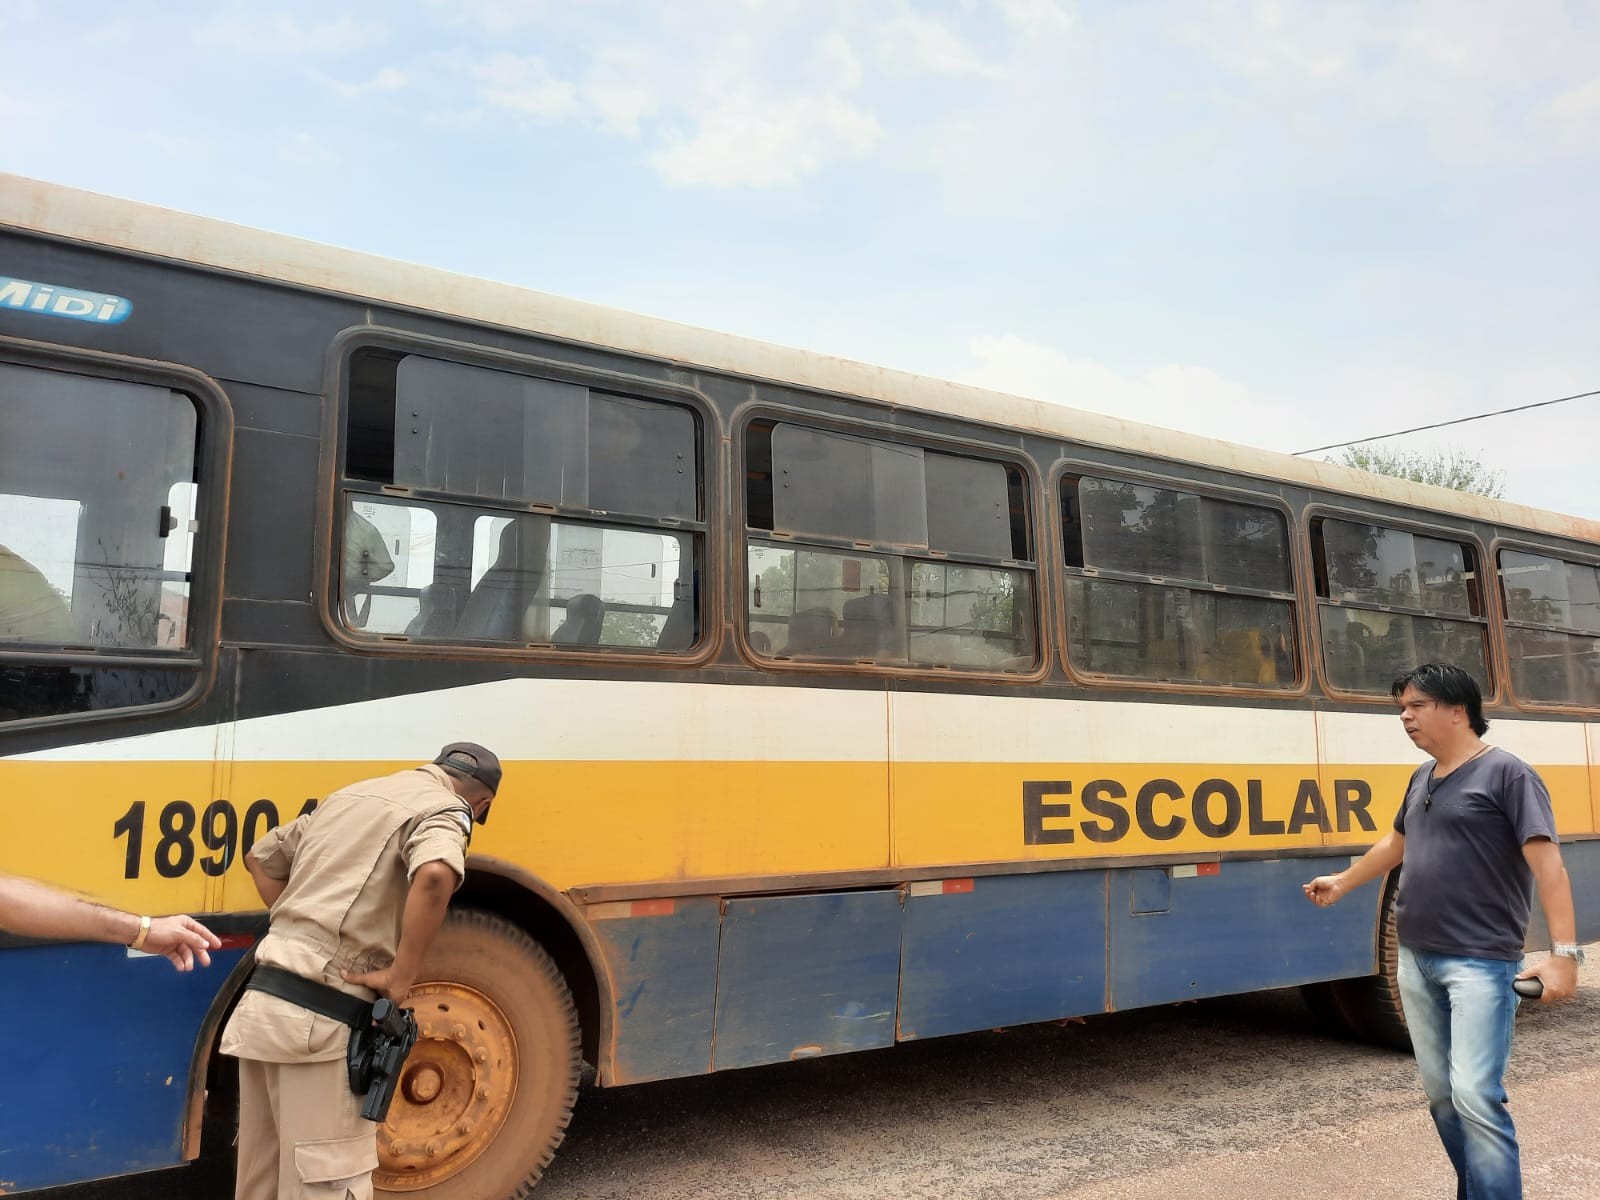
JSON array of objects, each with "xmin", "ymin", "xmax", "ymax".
[{"xmin": 3, "ymin": 0, "xmax": 1598, "ymax": 520}]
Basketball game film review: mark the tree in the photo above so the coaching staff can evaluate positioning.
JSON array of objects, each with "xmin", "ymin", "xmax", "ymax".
[
  {"xmin": 601, "ymin": 607, "xmax": 666, "ymax": 648},
  {"xmin": 1333, "ymin": 446, "xmax": 1505, "ymax": 499}
]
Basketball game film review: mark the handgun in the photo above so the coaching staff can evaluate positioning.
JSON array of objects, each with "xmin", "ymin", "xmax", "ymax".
[{"xmin": 347, "ymin": 997, "xmax": 420, "ymax": 1122}]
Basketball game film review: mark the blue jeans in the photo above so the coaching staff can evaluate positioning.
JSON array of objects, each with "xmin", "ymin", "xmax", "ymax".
[{"xmin": 1397, "ymin": 946, "xmax": 1522, "ymax": 1200}]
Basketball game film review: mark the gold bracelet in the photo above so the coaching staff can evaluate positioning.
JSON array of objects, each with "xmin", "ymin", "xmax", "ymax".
[{"xmin": 129, "ymin": 914, "xmax": 152, "ymax": 952}]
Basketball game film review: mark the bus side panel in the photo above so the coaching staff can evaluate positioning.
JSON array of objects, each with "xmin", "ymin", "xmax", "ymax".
[
  {"xmin": 713, "ymin": 890, "xmax": 902, "ymax": 1071},
  {"xmin": 1107, "ymin": 857, "xmax": 1376, "ymax": 1010},
  {"xmin": 586, "ymin": 896, "xmax": 720, "ymax": 1085},
  {"xmin": 1561, "ymin": 839, "xmax": 1600, "ymax": 945},
  {"xmin": 0, "ymin": 942, "xmax": 248, "ymax": 1193},
  {"xmin": 897, "ymin": 870, "xmax": 1108, "ymax": 1041}
]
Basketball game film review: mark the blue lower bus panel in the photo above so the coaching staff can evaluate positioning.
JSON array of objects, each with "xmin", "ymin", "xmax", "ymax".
[
  {"xmin": 1108, "ymin": 856, "xmax": 1376, "ymax": 1010},
  {"xmin": 713, "ymin": 890, "xmax": 903, "ymax": 1071},
  {"xmin": 586, "ymin": 896, "xmax": 721, "ymax": 1084},
  {"xmin": 897, "ymin": 871, "xmax": 1108, "ymax": 1040},
  {"xmin": 0, "ymin": 940, "xmax": 245, "ymax": 1193}
]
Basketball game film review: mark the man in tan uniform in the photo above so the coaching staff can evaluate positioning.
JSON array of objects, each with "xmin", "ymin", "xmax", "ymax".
[{"xmin": 222, "ymin": 742, "xmax": 502, "ymax": 1200}]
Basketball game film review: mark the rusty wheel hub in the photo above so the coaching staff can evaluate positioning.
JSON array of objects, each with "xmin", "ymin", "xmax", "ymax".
[{"xmin": 374, "ymin": 982, "xmax": 519, "ymax": 1191}]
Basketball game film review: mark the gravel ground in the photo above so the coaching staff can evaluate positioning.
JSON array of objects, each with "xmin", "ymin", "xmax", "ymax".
[{"xmin": 44, "ymin": 948, "xmax": 1600, "ymax": 1200}]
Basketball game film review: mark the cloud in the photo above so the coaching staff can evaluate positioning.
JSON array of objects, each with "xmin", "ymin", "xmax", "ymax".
[
  {"xmin": 426, "ymin": 0, "xmax": 543, "ymax": 33},
  {"xmin": 1547, "ymin": 76, "xmax": 1600, "ymax": 120},
  {"xmin": 995, "ymin": 0, "xmax": 1078, "ymax": 40},
  {"xmin": 649, "ymin": 94, "xmax": 882, "ymax": 188},
  {"xmin": 879, "ymin": 9, "xmax": 1004, "ymax": 79},
  {"xmin": 278, "ymin": 131, "xmax": 336, "ymax": 167},
  {"xmin": 195, "ymin": 13, "xmax": 378, "ymax": 55},
  {"xmin": 136, "ymin": 130, "xmax": 215, "ymax": 159},
  {"xmin": 333, "ymin": 67, "xmax": 410, "ymax": 98},
  {"xmin": 475, "ymin": 53, "xmax": 579, "ymax": 119},
  {"xmin": 582, "ymin": 47, "xmax": 661, "ymax": 137},
  {"xmin": 1171, "ymin": 1, "xmax": 1600, "ymax": 166},
  {"xmin": 956, "ymin": 333, "xmax": 1320, "ymax": 452},
  {"xmin": 444, "ymin": 2, "xmax": 1004, "ymax": 188}
]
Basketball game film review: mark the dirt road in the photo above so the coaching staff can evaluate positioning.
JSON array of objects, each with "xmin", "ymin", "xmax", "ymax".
[
  {"xmin": 49, "ymin": 951, "xmax": 1599, "ymax": 1200},
  {"xmin": 534, "ymin": 952, "xmax": 1599, "ymax": 1200}
]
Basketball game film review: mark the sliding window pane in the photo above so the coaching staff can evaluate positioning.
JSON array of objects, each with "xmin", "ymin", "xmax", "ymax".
[
  {"xmin": 1321, "ymin": 608, "xmax": 1488, "ymax": 694},
  {"xmin": 1065, "ymin": 577, "xmax": 1293, "ymax": 686}
]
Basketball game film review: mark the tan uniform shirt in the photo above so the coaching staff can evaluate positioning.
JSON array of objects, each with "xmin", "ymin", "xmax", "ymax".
[{"xmin": 221, "ymin": 765, "xmax": 472, "ymax": 1064}]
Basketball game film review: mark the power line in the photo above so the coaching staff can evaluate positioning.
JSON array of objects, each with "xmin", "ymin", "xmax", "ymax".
[{"xmin": 1293, "ymin": 388, "xmax": 1600, "ymax": 456}]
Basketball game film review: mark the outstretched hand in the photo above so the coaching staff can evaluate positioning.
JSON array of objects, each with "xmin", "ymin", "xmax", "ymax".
[
  {"xmin": 144, "ymin": 914, "xmax": 222, "ymax": 971},
  {"xmin": 1302, "ymin": 875, "xmax": 1347, "ymax": 907}
]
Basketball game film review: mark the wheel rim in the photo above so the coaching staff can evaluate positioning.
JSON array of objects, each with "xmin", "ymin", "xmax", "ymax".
[{"xmin": 374, "ymin": 981, "xmax": 520, "ymax": 1192}]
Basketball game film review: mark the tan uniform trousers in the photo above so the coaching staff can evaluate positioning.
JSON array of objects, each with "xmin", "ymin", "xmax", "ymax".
[{"xmin": 236, "ymin": 1057, "xmax": 377, "ymax": 1200}]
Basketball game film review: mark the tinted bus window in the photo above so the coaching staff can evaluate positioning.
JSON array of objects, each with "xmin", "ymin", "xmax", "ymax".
[
  {"xmin": 1499, "ymin": 549, "xmax": 1600, "ymax": 707},
  {"xmin": 0, "ymin": 361, "xmax": 203, "ymax": 722},
  {"xmin": 1061, "ymin": 477, "xmax": 1296, "ymax": 688},
  {"xmin": 746, "ymin": 422, "xmax": 1036, "ymax": 672},
  {"xmin": 340, "ymin": 349, "xmax": 702, "ymax": 654},
  {"xmin": 1313, "ymin": 518, "xmax": 1488, "ymax": 695}
]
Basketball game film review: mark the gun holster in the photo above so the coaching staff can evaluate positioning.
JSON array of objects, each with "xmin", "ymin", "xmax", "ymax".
[
  {"xmin": 346, "ymin": 997, "xmax": 421, "ymax": 1122},
  {"xmin": 245, "ymin": 966, "xmax": 419, "ymax": 1123}
]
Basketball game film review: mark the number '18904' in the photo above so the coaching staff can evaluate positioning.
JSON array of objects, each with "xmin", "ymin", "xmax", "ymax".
[{"xmin": 111, "ymin": 798, "xmax": 318, "ymax": 880}]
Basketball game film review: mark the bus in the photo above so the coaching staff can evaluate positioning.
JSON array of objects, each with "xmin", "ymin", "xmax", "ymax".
[{"xmin": 1, "ymin": 174, "xmax": 1596, "ymax": 1198}]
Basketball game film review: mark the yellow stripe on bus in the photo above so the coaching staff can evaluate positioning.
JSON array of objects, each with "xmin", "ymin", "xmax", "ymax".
[{"xmin": 1, "ymin": 757, "xmax": 1592, "ymax": 911}]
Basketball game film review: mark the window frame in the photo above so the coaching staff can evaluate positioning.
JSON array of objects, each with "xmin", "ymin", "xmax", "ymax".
[
  {"xmin": 1491, "ymin": 535, "xmax": 1600, "ymax": 714},
  {"xmin": 0, "ymin": 338, "xmax": 232, "ymax": 728},
  {"xmin": 319, "ymin": 327, "xmax": 720, "ymax": 665},
  {"xmin": 1306, "ymin": 504, "xmax": 1499, "ymax": 705},
  {"xmin": 736, "ymin": 404, "xmax": 1048, "ymax": 682},
  {"xmin": 1052, "ymin": 460, "xmax": 1308, "ymax": 697}
]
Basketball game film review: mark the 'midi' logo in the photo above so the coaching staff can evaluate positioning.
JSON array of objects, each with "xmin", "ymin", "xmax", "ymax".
[{"xmin": 0, "ymin": 276, "xmax": 132, "ymax": 324}]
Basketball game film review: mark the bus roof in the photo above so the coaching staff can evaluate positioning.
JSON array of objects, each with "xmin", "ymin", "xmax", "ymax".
[{"xmin": 4, "ymin": 172, "xmax": 1596, "ymax": 547}]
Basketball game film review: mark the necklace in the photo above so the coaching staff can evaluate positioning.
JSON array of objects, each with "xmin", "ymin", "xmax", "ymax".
[{"xmin": 1425, "ymin": 744, "xmax": 1491, "ymax": 811}]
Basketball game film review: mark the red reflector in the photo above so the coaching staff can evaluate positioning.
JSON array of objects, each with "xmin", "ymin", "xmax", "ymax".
[
  {"xmin": 631, "ymin": 899, "xmax": 676, "ymax": 918},
  {"xmin": 943, "ymin": 878, "xmax": 974, "ymax": 894},
  {"xmin": 216, "ymin": 934, "xmax": 256, "ymax": 951},
  {"xmin": 1196, "ymin": 862, "xmax": 1221, "ymax": 877}
]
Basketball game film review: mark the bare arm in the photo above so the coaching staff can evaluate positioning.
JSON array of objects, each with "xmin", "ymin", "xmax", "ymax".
[
  {"xmin": 0, "ymin": 873, "xmax": 141, "ymax": 943},
  {"xmin": 244, "ymin": 854, "xmax": 288, "ymax": 909},
  {"xmin": 1303, "ymin": 829, "xmax": 1406, "ymax": 907},
  {"xmin": 1518, "ymin": 837, "xmax": 1579, "ymax": 1003},
  {"xmin": 0, "ymin": 873, "xmax": 219, "ymax": 970},
  {"xmin": 341, "ymin": 860, "xmax": 458, "ymax": 1003}
]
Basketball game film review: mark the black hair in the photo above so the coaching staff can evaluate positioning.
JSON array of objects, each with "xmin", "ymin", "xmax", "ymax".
[
  {"xmin": 1390, "ymin": 662, "xmax": 1489, "ymax": 735},
  {"xmin": 438, "ymin": 762, "xmax": 475, "ymax": 785}
]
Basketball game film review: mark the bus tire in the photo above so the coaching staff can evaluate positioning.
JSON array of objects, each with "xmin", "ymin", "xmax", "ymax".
[
  {"xmin": 1308, "ymin": 877, "xmax": 1410, "ymax": 1052},
  {"xmin": 375, "ymin": 908, "xmax": 582, "ymax": 1199}
]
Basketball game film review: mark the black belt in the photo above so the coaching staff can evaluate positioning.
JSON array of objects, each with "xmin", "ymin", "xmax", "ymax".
[{"xmin": 245, "ymin": 965, "xmax": 372, "ymax": 1029}]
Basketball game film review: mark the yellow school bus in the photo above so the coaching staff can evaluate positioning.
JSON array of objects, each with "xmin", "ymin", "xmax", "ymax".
[{"xmin": 1, "ymin": 175, "xmax": 1596, "ymax": 1196}]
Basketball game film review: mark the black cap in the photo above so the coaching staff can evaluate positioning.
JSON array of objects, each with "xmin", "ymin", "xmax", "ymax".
[{"xmin": 433, "ymin": 742, "xmax": 502, "ymax": 795}]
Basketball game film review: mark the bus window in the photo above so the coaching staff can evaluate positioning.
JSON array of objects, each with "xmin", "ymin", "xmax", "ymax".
[
  {"xmin": 746, "ymin": 421, "xmax": 1037, "ymax": 672},
  {"xmin": 340, "ymin": 348, "xmax": 704, "ymax": 654},
  {"xmin": 910, "ymin": 561, "xmax": 1036, "ymax": 670},
  {"xmin": 0, "ymin": 361, "xmax": 203, "ymax": 722},
  {"xmin": 339, "ymin": 495, "xmax": 694, "ymax": 652},
  {"xmin": 0, "ymin": 496, "xmax": 79, "ymax": 644},
  {"xmin": 1060, "ymin": 476, "xmax": 1297, "ymax": 689},
  {"xmin": 1499, "ymin": 550, "xmax": 1600, "ymax": 707},
  {"xmin": 1312, "ymin": 518, "xmax": 1489, "ymax": 695},
  {"xmin": 339, "ymin": 498, "xmax": 437, "ymax": 631}
]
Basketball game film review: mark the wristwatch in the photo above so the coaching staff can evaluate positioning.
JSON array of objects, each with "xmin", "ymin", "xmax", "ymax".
[{"xmin": 1551, "ymin": 942, "xmax": 1587, "ymax": 964}]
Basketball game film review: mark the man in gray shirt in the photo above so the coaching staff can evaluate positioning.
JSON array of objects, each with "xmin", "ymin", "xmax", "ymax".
[{"xmin": 1304, "ymin": 663, "xmax": 1580, "ymax": 1200}]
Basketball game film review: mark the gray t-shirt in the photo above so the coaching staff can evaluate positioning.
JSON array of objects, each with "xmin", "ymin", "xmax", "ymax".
[{"xmin": 1392, "ymin": 746, "xmax": 1558, "ymax": 961}]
